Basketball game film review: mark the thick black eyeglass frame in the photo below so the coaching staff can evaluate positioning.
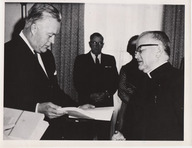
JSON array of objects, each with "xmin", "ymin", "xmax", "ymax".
[{"xmin": 135, "ymin": 44, "xmax": 158, "ymax": 54}]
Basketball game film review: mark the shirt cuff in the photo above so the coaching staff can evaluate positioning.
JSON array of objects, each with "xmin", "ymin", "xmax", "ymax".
[{"xmin": 35, "ymin": 103, "xmax": 39, "ymax": 113}]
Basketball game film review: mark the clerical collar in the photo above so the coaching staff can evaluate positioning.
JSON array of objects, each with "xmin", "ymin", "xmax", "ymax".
[
  {"xmin": 147, "ymin": 61, "xmax": 168, "ymax": 78},
  {"xmin": 147, "ymin": 73, "xmax": 152, "ymax": 79},
  {"xmin": 19, "ymin": 31, "xmax": 35, "ymax": 54},
  {"xmin": 90, "ymin": 52, "xmax": 101, "ymax": 63}
]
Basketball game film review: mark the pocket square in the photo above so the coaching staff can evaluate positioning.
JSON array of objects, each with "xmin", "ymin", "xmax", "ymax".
[
  {"xmin": 105, "ymin": 66, "xmax": 112, "ymax": 68},
  {"xmin": 54, "ymin": 71, "xmax": 57, "ymax": 75}
]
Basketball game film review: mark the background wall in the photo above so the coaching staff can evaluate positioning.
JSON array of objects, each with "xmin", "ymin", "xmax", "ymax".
[
  {"xmin": 5, "ymin": 3, "xmax": 33, "ymax": 42},
  {"xmin": 84, "ymin": 3, "xmax": 163, "ymax": 71},
  {"xmin": 5, "ymin": 3, "xmax": 21, "ymax": 42}
]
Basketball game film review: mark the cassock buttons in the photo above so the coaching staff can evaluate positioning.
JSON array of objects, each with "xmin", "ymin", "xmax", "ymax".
[{"xmin": 154, "ymin": 95, "xmax": 158, "ymax": 103}]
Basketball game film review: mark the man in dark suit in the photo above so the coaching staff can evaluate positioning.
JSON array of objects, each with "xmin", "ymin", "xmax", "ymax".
[
  {"xmin": 129, "ymin": 31, "xmax": 184, "ymax": 140},
  {"xmin": 73, "ymin": 32, "xmax": 118, "ymax": 140},
  {"xmin": 4, "ymin": 3, "xmax": 93, "ymax": 140}
]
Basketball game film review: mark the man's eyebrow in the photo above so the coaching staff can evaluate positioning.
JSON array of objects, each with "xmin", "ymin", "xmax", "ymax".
[
  {"xmin": 48, "ymin": 33, "xmax": 56, "ymax": 36},
  {"xmin": 50, "ymin": 33, "xmax": 56, "ymax": 35}
]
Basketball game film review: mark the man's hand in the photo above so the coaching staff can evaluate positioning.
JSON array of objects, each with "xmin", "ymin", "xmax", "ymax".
[
  {"xmin": 90, "ymin": 92, "xmax": 105, "ymax": 103},
  {"xmin": 111, "ymin": 131, "xmax": 126, "ymax": 141},
  {"xmin": 78, "ymin": 104, "xmax": 95, "ymax": 110},
  {"xmin": 38, "ymin": 102, "xmax": 66, "ymax": 119}
]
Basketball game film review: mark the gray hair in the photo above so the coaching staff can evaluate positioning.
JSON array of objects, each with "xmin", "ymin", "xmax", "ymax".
[
  {"xmin": 139, "ymin": 31, "xmax": 171, "ymax": 56},
  {"xmin": 25, "ymin": 3, "xmax": 61, "ymax": 28}
]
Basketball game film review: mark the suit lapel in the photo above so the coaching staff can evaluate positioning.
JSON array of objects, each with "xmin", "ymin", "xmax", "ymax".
[
  {"xmin": 19, "ymin": 36, "xmax": 50, "ymax": 80},
  {"xmin": 88, "ymin": 52, "xmax": 95, "ymax": 65},
  {"xmin": 40, "ymin": 53, "xmax": 52, "ymax": 79}
]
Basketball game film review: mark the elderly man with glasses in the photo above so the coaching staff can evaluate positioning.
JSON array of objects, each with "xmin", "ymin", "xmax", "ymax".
[
  {"xmin": 123, "ymin": 31, "xmax": 184, "ymax": 140},
  {"xmin": 112, "ymin": 31, "xmax": 184, "ymax": 141}
]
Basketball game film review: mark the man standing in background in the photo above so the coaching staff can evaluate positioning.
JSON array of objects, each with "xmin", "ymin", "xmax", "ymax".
[{"xmin": 73, "ymin": 32, "xmax": 118, "ymax": 139}]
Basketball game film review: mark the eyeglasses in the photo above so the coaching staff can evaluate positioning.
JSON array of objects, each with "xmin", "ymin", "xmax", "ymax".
[
  {"xmin": 90, "ymin": 41, "xmax": 104, "ymax": 46},
  {"xmin": 135, "ymin": 44, "xmax": 158, "ymax": 55}
]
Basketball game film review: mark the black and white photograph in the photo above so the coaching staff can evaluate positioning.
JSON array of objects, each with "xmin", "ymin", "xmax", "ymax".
[{"xmin": 1, "ymin": 0, "xmax": 191, "ymax": 147}]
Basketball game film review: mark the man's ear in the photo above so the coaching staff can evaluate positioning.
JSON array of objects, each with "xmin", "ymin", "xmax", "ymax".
[
  {"xmin": 89, "ymin": 41, "xmax": 91, "ymax": 47},
  {"xmin": 31, "ymin": 23, "xmax": 37, "ymax": 35},
  {"xmin": 156, "ymin": 44, "xmax": 163, "ymax": 58}
]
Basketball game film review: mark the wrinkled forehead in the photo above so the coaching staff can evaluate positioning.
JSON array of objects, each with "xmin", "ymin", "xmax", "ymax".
[
  {"xmin": 136, "ymin": 34, "xmax": 160, "ymax": 47},
  {"xmin": 37, "ymin": 16, "xmax": 61, "ymax": 33}
]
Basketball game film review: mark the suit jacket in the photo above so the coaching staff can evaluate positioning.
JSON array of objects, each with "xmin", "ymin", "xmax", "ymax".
[
  {"xmin": 122, "ymin": 62, "xmax": 184, "ymax": 140},
  {"xmin": 4, "ymin": 35, "xmax": 75, "ymax": 112},
  {"xmin": 73, "ymin": 52, "xmax": 118, "ymax": 107}
]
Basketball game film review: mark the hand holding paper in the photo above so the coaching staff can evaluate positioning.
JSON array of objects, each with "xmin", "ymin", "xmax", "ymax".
[
  {"xmin": 90, "ymin": 92, "xmax": 105, "ymax": 103},
  {"xmin": 78, "ymin": 104, "xmax": 95, "ymax": 110},
  {"xmin": 38, "ymin": 102, "xmax": 67, "ymax": 119},
  {"xmin": 57, "ymin": 106, "xmax": 114, "ymax": 121}
]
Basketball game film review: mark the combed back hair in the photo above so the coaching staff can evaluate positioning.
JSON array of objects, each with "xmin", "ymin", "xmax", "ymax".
[
  {"xmin": 139, "ymin": 31, "xmax": 171, "ymax": 56},
  {"xmin": 90, "ymin": 32, "xmax": 104, "ymax": 41},
  {"xmin": 25, "ymin": 3, "xmax": 61, "ymax": 27},
  {"xmin": 127, "ymin": 35, "xmax": 139, "ymax": 55}
]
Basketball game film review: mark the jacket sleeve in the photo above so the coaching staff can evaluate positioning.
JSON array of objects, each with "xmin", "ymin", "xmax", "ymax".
[
  {"xmin": 172, "ymin": 71, "xmax": 184, "ymax": 127},
  {"xmin": 4, "ymin": 42, "xmax": 38, "ymax": 111}
]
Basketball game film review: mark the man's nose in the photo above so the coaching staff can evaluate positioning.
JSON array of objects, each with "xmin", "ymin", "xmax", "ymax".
[
  {"xmin": 135, "ymin": 52, "xmax": 139, "ymax": 59},
  {"xmin": 49, "ymin": 36, "xmax": 55, "ymax": 44}
]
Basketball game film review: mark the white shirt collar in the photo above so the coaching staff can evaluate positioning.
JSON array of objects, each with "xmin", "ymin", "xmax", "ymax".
[
  {"xmin": 19, "ymin": 31, "xmax": 49, "ymax": 77},
  {"xmin": 19, "ymin": 31, "xmax": 35, "ymax": 54},
  {"xmin": 90, "ymin": 52, "xmax": 101, "ymax": 63}
]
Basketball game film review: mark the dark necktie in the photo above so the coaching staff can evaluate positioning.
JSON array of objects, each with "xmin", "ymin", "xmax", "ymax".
[
  {"xmin": 95, "ymin": 55, "xmax": 100, "ymax": 65},
  {"xmin": 34, "ymin": 51, "xmax": 38, "ymax": 59},
  {"xmin": 34, "ymin": 51, "xmax": 40, "ymax": 65}
]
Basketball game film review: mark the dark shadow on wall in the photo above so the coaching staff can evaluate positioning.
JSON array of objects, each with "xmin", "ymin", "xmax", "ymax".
[{"xmin": 11, "ymin": 18, "xmax": 25, "ymax": 40}]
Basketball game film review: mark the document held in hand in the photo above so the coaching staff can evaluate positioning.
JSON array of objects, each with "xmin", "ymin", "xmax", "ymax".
[
  {"xmin": 57, "ymin": 106, "xmax": 114, "ymax": 121},
  {"xmin": 4, "ymin": 107, "xmax": 49, "ymax": 140}
]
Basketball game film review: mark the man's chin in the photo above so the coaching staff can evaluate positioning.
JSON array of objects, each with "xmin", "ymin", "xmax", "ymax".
[
  {"xmin": 138, "ymin": 65, "xmax": 144, "ymax": 71},
  {"xmin": 142, "ymin": 68, "xmax": 150, "ymax": 73},
  {"xmin": 41, "ymin": 48, "xmax": 48, "ymax": 53},
  {"xmin": 138, "ymin": 66, "xmax": 147, "ymax": 73}
]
